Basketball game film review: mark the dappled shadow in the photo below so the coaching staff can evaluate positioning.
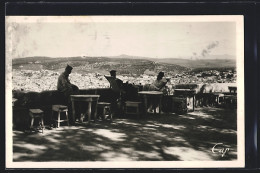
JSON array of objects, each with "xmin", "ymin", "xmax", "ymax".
[{"xmin": 13, "ymin": 107, "xmax": 237, "ymax": 161}]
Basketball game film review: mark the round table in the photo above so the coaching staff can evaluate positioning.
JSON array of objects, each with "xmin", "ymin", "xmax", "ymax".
[{"xmin": 70, "ymin": 95, "xmax": 100, "ymax": 124}]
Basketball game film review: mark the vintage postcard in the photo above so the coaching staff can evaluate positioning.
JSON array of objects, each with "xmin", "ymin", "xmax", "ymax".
[{"xmin": 6, "ymin": 16, "xmax": 244, "ymax": 168}]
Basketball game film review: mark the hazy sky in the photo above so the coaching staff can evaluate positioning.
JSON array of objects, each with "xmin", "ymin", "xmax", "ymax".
[{"xmin": 6, "ymin": 16, "xmax": 239, "ymax": 59}]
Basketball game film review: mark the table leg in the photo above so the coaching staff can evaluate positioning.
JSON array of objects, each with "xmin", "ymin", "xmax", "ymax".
[
  {"xmin": 144, "ymin": 96, "xmax": 147, "ymax": 116},
  {"xmin": 94, "ymin": 101, "xmax": 98, "ymax": 122},
  {"xmin": 57, "ymin": 111, "xmax": 61, "ymax": 128},
  {"xmin": 192, "ymin": 95, "xmax": 195, "ymax": 112},
  {"xmin": 87, "ymin": 101, "xmax": 92, "ymax": 124},
  {"xmin": 159, "ymin": 96, "xmax": 162, "ymax": 114},
  {"xmin": 41, "ymin": 114, "xmax": 44, "ymax": 133},
  {"xmin": 71, "ymin": 100, "xmax": 76, "ymax": 124},
  {"xmin": 153, "ymin": 98, "xmax": 156, "ymax": 114},
  {"xmin": 30, "ymin": 116, "xmax": 34, "ymax": 129},
  {"xmin": 66, "ymin": 110, "xmax": 70, "ymax": 126}
]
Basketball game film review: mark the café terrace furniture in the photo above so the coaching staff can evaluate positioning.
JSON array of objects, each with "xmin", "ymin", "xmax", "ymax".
[
  {"xmin": 223, "ymin": 94, "xmax": 237, "ymax": 108},
  {"xmin": 97, "ymin": 102, "xmax": 112, "ymax": 121},
  {"xmin": 124, "ymin": 101, "xmax": 142, "ymax": 118},
  {"xmin": 51, "ymin": 105, "xmax": 69, "ymax": 128},
  {"xmin": 212, "ymin": 93, "xmax": 225, "ymax": 106},
  {"xmin": 29, "ymin": 109, "xmax": 45, "ymax": 133},
  {"xmin": 138, "ymin": 91, "xmax": 163, "ymax": 116},
  {"xmin": 222, "ymin": 86, "xmax": 237, "ymax": 108},
  {"xmin": 70, "ymin": 95, "xmax": 100, "ymax": 124},
  {"xmin": 105, "ymin": 75, "xmax": 142, "ymax": 118},
  {"xmin": 174, "ymin": 89, "xmax": 196, "ymax": 112},
  {"xmin": 104, "ymin": 76, "xmax": 121, "ymax": 93},
  {"xmin": 228, "ymin": 86, "xmax": 237, "ymax": 94},
  {"xmin": 12, "ymin": 98, "xmax": 17, "ymax": 107},
  {"xmin": 171, "ymin": 96, "xmax": 188, "ymax": 114}
]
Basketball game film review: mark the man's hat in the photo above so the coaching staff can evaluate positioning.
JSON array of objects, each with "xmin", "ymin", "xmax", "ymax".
[
  {"xmin": 110, "ymin": 70, "xmax": 116, "ymax": 75},
  {"xmin": 158, "ymin": 71, "xmax": 164, "ymax": 77},
  {"xmin": 65, "ymin": 64, "xmax": 73, "ymax": 71}
]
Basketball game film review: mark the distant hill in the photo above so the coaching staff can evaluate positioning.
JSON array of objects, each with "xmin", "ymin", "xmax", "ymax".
[
  {"xmin": 12, "ymin": 56, "xmax": 53, "ymax": 64},
  {"xmin": 154, "ymin": 58, "xmax": 236, "ymax": 69},
  {"xmin": 12, "ymin": 56, "xmax": 190, "ymax": 76},
  {"xmin": 107, "ymin": 54, "xmax": 236, "ymax": 69},
  {"xmin": 108, "ymin": 54, "xmax": 151, "ymax": 60},
  {"xmin": 12, "ymin": 54, "xmax": 236, "ymax": 76}
]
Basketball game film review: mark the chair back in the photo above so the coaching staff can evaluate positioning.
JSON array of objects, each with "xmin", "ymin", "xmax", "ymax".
[{"xmin": 104, "ymin": 76, "xmax": 122, "ymax": 93}]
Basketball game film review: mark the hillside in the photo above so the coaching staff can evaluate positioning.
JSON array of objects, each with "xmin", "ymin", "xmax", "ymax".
[
  {"xmin": 12, "ymin": 56, "xmax": 190, "ymax": 76},
  {"xmin": 154, "ymin": 58, "xmax": 236, "ymax": 69},
  {"xmin": 108, "ymin": 54, "xmax": 236, "ymax": 69}
]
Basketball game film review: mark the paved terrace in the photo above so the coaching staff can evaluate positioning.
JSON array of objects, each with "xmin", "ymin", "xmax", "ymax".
[{"xmin": 13, "ymin": 107, "xmax": 237, "ymax": 162}]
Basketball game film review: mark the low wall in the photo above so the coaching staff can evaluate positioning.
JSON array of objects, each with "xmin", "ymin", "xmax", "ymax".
[
  {"xmin": 12, "ymin": 88, "xmax": 113, "ymax": 129},
  {"xmin": 12, "ymin": 83, "xmax": 236, "ymax": 129},
  {"xmin": 174, "ymin": 83, "xmax": 236, "ymax": 94}
]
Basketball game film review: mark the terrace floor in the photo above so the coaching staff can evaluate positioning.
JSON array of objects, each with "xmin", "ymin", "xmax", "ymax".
[{"xmin": 12, "ymin": 107, "xmax": 237, "ymax": 162}]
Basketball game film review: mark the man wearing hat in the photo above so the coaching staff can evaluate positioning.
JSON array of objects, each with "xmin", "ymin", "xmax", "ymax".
[
  {"xmin": 109, "ymin": 70, "xmax": 123, "ymax": 89},
  {"xmin": 107, "ymin": 70, "xmax": 126, "ymax": 117},
  {"xmin": 57, "ymin": 64, "xmax": 79, "ymax": 103}
]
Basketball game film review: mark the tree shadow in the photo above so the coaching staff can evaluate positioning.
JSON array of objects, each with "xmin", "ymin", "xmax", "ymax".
[{"xmin": 13, "ymin": 107, "xmax": 237, "ymax": 162}]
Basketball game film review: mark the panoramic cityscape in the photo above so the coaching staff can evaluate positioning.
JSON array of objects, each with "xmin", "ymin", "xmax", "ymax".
[{"xmin": 12, "ymin": 56, "xmax": 236, "ymax": 93}]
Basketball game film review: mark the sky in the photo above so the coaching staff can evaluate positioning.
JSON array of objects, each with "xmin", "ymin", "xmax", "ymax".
[{"xmin": 6, "ymin": 16, "xmax": 240, "ymax": 59}]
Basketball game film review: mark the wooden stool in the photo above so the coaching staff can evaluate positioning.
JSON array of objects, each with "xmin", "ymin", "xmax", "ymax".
[
  {"xmin": 224, "ymin": 95, "xmax": 237, "ymax": 108},
  {"xmin": 29, "ymin": 109, "xmax": 44, "ymax": 133},
  {"xmin": 52, "ymin": 105, "xmax": 69, "ymax": 128},
  {"xmin": 213, "ymin": 93, "xmax": 225, "ymax": 106},
  {"xmin": 124, "ymin": 101, "xmax": 142, "ymax": 117},
  {"xmin": 97, "ymin": 102, "xmax": 112, "ymax": 121},
  {"xmin": 171, "ymin": 97, "xmax": 187, "ymax": 114},
  {"xmin": 12, "ymin": 98, "xmax": 17, "ymax": 107}
]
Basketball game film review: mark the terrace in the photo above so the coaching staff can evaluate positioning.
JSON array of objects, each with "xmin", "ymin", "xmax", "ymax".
[{"xmin": 11, "ymin": 84, "xmax": 237, "ymax": 162}]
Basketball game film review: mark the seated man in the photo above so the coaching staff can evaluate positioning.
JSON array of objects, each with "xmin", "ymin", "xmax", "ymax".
[
  {"xmin": 57, "ymin": 64, "xmax": 79, "ymax": 103},
  {"xmin": 57, "ymin": 65, "xmax": 80, "ymax": 123},
  {"xmin": 148, "ymin": 72, "xmax": 168, "ymax": 92},
  {"xmin": 105, "ymin": 70, "xmax": 127, "ymax": 116},
  {"xmin": 144, "ymin": 72, "xmax": 170, "ymax": 113},
  {"xmin": 108, "ymin": 70, "xmax": 124, "ymax": 94}
]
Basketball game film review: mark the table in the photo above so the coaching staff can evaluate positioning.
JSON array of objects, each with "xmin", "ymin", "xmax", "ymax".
[
  {"xmin": 138, "ymin": 91, "xmax": 163, "ymax": 115},
  {"xmin": 70, "ymin": 95, "xmax": 100, "ymax": 124},
  {"xmin": 213, "ymin": 93, "xmax": 225, "ymax": 106},
  {"xmin": 174, "ymin": 89, "xmax": 196, "ymax": 111},
  {"xmin": 228, "ymin": 86, "xmax": 237, "ymax": 93},
  {"xmin": 12, "ymin": 98, "xmax": 17, "ymax": 107},
  {"xmin": 223, "ymin": 95, "xmax": 237, "ymax": 108}
]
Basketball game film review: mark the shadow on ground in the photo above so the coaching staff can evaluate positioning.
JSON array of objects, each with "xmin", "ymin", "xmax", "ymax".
[{"xmin": 13, "ymin": 107, "xmax": 237, "ymax": 162}]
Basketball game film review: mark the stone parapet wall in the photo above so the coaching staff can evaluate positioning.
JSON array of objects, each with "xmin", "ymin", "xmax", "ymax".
[
  {"xmin": 12, "ymin": 88, "xmax": 113, "ymax": 129},
  {"xmin": 174, "ymin": 83, "xmax": 236, "ymax": 94}
]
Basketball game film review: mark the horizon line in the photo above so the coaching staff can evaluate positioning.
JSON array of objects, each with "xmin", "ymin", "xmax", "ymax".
[{"xmin": 12, "ymin": 54, "xmax": 236, "ymax": 60}]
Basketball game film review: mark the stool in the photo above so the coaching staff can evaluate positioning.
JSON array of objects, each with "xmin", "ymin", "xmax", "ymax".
[
  {"xmin": 12, "ymin": 98, "xmax": 17, "ymax": 107},
  {"xmin": 171, "ymin": 97, "xmax": 187, "ymax": 114},
  {"xmin": 97, "ymin": 102, "xmax": 112, "ymax": 121},
  {"xmin": 29, "ymin": 109, "xmax": 44, "ymax": 133},
  {"xmin": 224, "ymin": 95, "xmax": 237, "ymax": 108},
  {"xmin": 213, "ymin": 93, "xmax": 225, "ymax": 106},
  {"xmin": 52, "ymin": 105, "xmax": 69, "ymax": 128},
  {"xmin": 124, "ymin": 101, "xmax": 142, "ymax": 117}
]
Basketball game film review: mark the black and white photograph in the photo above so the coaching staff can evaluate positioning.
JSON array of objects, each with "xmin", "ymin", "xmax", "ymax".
[{"xmin": 6, "ymin": 15, "xmax": 244, "ymax": 168}]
